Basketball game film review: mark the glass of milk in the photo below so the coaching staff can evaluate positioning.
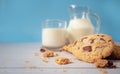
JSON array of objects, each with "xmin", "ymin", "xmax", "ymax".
[{"xmin": 42, "ymin": 19, "xmax": 67, "ymax": 49}]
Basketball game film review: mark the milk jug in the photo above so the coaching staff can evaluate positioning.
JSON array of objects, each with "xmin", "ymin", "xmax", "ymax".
[{"xmin": 67, "ymin": 5, "xmax": 100, "ymax": 43}]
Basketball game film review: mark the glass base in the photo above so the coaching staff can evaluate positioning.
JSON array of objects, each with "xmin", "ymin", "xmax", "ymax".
[{"xmin": 41, "ymin": 45, "xmax": 63, "ymax": 51}]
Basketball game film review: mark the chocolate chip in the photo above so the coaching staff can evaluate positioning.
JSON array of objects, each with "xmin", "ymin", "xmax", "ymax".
[
  {"xmin": 81, "ymin": 37, "xmax": 88, "ymax": 42},
  {"xmin": 101, "ymin": 35, "xmax": 104, "ymax": 37},
  {"xmin": 108, "ymin": 60, "xmax": 113, "ymax": 66},
  {"xmin": 100, "ymin": 38, "xmax": 105, "ymax": 41},
  {"xmin": 107, "ymin": 60, "xmax": 116, "ymax": 68},
  {"xmin": 90, "ymin": 39, "xmax": 95, "ymax": 44},
  {"xmin": 83, "ymin": 46, "xmax": 92, "ymax": 52},
  {"xmin": 108, "ymin": 40, "xmax": 112, "ymax": 42},
  {"xmin": 40, "ymin": 48, "xmax": 46, "ymax": 52},
  {"xmin": 105, "ymin": 55, "xmax": 117, "ymax": 60},
  {"xmin": 73, "ymin": 41, "xmax": 77, "ymax": 46},
  {"xmin": 97, "ymin": 35, "xmax": 100, "ymax": 36}
]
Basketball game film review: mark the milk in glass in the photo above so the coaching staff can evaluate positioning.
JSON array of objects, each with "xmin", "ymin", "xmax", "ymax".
[{"xmin": 42, "ymin": 28, "xmax": 66, "ymax": 48}]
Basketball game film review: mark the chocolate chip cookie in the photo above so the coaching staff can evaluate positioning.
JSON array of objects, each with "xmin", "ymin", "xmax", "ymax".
[{"xmin": 63, "ymin": 34, "xmax": 114, "ymax": 63}]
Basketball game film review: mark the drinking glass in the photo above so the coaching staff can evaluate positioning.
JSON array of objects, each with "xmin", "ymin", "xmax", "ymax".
[{"xmin": 42, "ymin": 19, "xmax": 67, "ymax": 49}]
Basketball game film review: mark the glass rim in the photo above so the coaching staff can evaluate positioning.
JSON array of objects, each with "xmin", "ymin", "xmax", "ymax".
[
  {"xmin": 42, "ymin": 19, "xmax": 67, "ymax": 28},
  {"xmin": 42, "ymin": 19, "xmax": 66, "ymax": 24}
]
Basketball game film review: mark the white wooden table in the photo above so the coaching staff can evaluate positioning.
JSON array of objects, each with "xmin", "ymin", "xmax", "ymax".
[{"xmin": 0, "ymin": 43, "xmax": 120, "ymax": 74}]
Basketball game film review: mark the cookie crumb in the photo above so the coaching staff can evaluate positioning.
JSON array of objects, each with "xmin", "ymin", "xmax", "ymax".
[
  {"xmin": 43, "ymin": 50, "xmax": 54, "ymax": 57},
  {"xmin": 24, "ymin": 66, "xmax": 37, "ymax": 69},
  {"xmin": 55, "ymin": 57, "xmax": 71, "ymax": 65},
  {"xmin": 33, "ymin": 52, "xmax": 40, "ymax": 56},
  {"xmin": 40, "ymin": 56, "xmax": 48, "ymax": 63},
  {"xmin": 62, "ymin": 69, "xmax": 67, "ymax": 72},
  {"xmin": 94, "ymin": 59, "xmax": 116, "ymax": 68},
  {"xmin": 94, "ymin": 59, "xmax": 108, "ymax": 68},
  {"xmin": 99, "ymin": 69, "xmax": 107, "ymax": 74}
]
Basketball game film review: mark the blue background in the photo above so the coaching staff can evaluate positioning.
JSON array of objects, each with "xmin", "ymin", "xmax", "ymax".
[{"xmin": 0, "ymin": 0, "xmax": 120, "ymax": 43}]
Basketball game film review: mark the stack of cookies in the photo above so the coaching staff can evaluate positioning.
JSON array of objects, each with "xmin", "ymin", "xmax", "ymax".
[{"xmin": 62, "ymin": 34, "xmax": 120, "ymax": 68}]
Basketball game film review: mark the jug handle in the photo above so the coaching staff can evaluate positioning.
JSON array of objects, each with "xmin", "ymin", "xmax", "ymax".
[{"xmin": 90, "ymin": 13, "xmax": 100, "ymax": 34}]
